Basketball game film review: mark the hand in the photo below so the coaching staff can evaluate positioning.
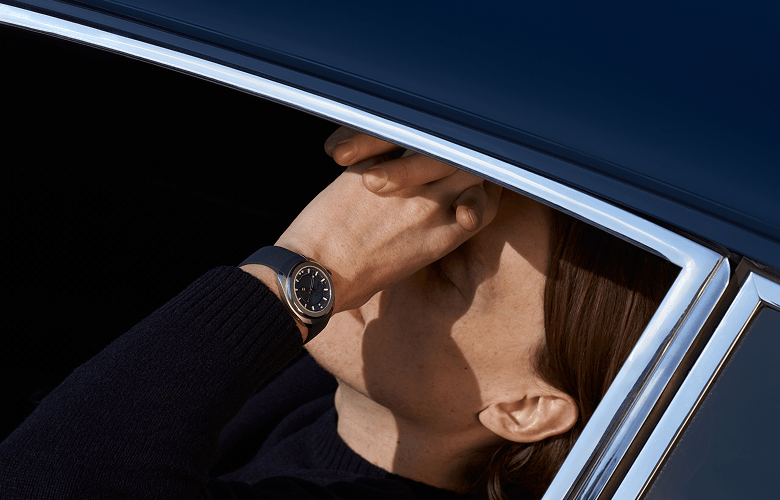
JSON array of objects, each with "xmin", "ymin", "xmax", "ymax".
[
  {"xmin": 325, "ymin": 126, "xmax": 487, "ymax": 232},
  {"xmin": 325, "ymin": 126, "xmax": 460, "ymax": 193},
  {"xmin": 274, "ymin": 160, "xmax": 502, "ymax": 314}
]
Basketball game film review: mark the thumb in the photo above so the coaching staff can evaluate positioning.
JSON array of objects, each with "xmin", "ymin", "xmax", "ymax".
[{"xmin": 453, "ymin": 181, "xmax": 503, "ymax": 232}]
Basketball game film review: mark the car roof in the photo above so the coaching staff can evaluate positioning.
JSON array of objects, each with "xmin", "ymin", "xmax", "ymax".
[{"xmin": 13, "ymin": 0, "xmax": 780, "ymax": 267}]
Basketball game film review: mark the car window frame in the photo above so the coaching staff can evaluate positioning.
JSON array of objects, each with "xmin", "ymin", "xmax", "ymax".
[
  {"xmin": 613, "ymin": 263, "xmax": 780, "ymax": 499},
  {"xmin": 0, "ymin": 5, "xmax": 731, "ymax": 499}
]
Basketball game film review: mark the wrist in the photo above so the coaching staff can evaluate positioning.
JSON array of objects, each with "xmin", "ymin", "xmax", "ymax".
[{"xmin": 239, "ymin": 246, "xmax": 335, "ymax": 343}]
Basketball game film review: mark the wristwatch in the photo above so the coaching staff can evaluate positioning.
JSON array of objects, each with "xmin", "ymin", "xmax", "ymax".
[{"xmin": 240, "ymin": 246, "xmax": 334, "ymax": 342}]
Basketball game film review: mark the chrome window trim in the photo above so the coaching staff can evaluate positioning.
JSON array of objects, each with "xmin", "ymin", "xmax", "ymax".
[
  {"xmin": 614, "ymin": 272, "xmax": 780, "ymax": 500},
  {"xmin": 1, "ymin": 6, "xmax": 730, "ymax": 499}
]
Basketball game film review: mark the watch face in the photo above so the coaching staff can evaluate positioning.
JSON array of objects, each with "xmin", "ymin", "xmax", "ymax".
[{"xmin": 292, "ymin": 264, "xmax": 332, "ymax": 314}]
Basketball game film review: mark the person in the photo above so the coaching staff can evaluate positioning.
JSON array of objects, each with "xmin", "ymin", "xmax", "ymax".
[{"xmin": 0, "ymin": 127, "xmax": 677, "ymax": 500}]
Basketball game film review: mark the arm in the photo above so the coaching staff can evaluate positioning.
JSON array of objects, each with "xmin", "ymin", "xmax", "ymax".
[
  {"xmin": 0, "ymin": 138, "xmax": 501, "ymax": 499},
  {"xmin": 0, "ymin": 267, "xmax": 304, "ymax": 499}
]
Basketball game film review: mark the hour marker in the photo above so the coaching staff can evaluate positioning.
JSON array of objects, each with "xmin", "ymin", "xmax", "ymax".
[{"xmin": 321, "ymin": 278, "xmax": 325, "ymax": 283}]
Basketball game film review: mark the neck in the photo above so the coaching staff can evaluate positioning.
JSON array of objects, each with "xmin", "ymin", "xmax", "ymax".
[{"xmin": 333, "ymin": 382, "xmax": 496, "ymax": 492}]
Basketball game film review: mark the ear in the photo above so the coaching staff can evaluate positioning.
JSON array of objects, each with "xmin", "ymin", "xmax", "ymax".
[{"xmin": 478, "ymin": 387, "xmax": 578, "ymax": 443}]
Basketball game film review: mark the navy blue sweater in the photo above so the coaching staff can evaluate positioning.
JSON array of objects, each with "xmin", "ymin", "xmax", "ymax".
[{"xmin": 0, "ymin": 267, "xmax": 463, "ymax": 499}]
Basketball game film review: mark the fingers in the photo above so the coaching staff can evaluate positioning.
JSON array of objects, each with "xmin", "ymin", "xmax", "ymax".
[
  {"xmin": 326, "ymin": 128, "xmax": 459, "ymax": 193},
  {"xmin": 362, "ymin": 152, "xmax": 459, "ymax": 193},
  {"xmin": 324, "ymin": 126, "xmax": 401, "ymax": 166},
  {"xmin": 429, "ymin": 167, "xmax": 503, "ymax": 232},
  {"xmin": 326, "ymin": 127, "xmax": 502, "ymax": 233},
  {"xmin": 454, "ymin": 187, "xmax": 486, "ymax": 232},
  {"xmin": 453, "ymin": 181, "xmax": 503, "ymax": 232},
  {"xmin": 323, "ymin": 126, "xmax": 356, "ymax": 155}
]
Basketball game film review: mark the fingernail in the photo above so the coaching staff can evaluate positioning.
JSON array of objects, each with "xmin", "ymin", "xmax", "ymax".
[
  {"xmin": 324, "ymin": 140, "xmax": 335, "ymax": 155},
  {"xmin": 364, "ymin": 168, "xmax": 388, "ymax": 191},
  {"xmin": 467, "ymin": 208, "xmax": 479, "ymax": 229},
  {"xmin": 336, "ymin": 141, "xmax": 356, "ymax": 163}
]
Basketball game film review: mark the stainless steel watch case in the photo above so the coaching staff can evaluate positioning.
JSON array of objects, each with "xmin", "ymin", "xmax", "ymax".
[{"xmin": 277, "ymin": 260, "xmax": 334, "ymax": 325}]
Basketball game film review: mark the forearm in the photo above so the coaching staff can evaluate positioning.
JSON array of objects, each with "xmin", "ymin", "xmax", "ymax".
[{"xmin": 0, "ymin": 266, "xmax": 302, "ymax": 499}]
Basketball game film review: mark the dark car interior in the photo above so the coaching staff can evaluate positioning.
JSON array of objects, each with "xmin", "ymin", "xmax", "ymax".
[{"xmin": 2, "ymin": 23, "xmax": 338, "ymax": 440}]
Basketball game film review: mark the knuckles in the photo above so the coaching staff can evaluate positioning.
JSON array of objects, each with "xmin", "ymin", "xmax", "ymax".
[{"xmin": 402, "ymin": 195, "xmax": 444, "ymax": 222}]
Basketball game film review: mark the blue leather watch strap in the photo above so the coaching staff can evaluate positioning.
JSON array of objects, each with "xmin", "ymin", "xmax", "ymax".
[{"xmin": 239, "ymin": 246, "xmax": 305, "ymax": 275}]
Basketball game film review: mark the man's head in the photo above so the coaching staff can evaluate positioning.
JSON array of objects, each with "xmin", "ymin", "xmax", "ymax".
[{"xmin": 316, "ymin": 130, "xmax": 678, "ymax": 498}]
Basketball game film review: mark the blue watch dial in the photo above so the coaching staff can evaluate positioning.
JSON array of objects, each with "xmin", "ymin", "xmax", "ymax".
[{"xmin": 293, "ymin": 265, "xmax": 332, "ymax": 313}]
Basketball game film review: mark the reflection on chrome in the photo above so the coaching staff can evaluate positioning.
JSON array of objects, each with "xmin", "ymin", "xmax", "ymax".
[{"xmin": 614, "ymin": 272, "xmax": 779, "ymax": 499}]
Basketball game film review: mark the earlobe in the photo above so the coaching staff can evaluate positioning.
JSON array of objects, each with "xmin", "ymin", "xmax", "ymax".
[{"xmin": 478, "ymin": 390, "xmax": 578, "ymax": 443}]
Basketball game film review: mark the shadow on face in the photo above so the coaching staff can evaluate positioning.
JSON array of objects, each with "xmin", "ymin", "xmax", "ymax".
[{"xmin": 358, "ymin": 189, "xmax": 554, "ymax": 467}]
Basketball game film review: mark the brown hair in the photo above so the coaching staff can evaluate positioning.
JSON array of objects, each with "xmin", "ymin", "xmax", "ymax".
[{"xmin": 468, "ymin": 210, "xmax": 679, "ymax": 500}]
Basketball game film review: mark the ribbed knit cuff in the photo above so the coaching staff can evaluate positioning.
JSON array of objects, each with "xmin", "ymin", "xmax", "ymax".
[{"xmin": 152, "ymin": 266, "xmax": 303, "ymax": 385}]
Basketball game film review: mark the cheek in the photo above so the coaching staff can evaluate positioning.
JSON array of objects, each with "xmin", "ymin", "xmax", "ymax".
[
  {"xmin": 437, "ymin": 308, "xmax": 546, "ymax": 416},
  {"xmin": 450, "ymin": 311, "xmax": 514, "ymax": 374},
  {"xmin": 448, "ymin": 277, "xmax": 548, "ymax": 396},
  {"xmin": 359, "ymin": 285, "xmax": 491, "ymax": 421}
]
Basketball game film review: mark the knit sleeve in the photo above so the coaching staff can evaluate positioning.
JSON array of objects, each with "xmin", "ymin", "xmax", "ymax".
[{"xmin": 0, "ymin": 266, "xmax": 304, "ymax": 499}]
